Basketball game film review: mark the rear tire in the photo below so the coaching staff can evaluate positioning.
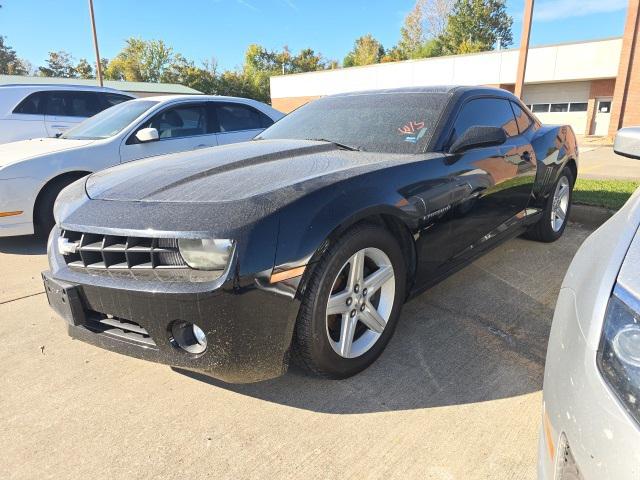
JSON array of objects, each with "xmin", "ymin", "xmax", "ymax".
[
  {"xmin": 293, "ymin": 223, "xmax": 407, "ymax": 379},
  {"xmin": 34, "ymin": 175, "xmax": 86, "ymax": 239},
  {"xmin": 524, "ymin": 166, "xmax": 574, "ymax": 243}
]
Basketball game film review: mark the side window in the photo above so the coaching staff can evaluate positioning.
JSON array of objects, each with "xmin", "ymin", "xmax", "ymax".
[
  {"xmin": 65, "ymin": 92, "xmax": 104, "ymax": 117},
  {"xmin": 41, "ymin": 91, "xmax": 103, "ymax": 117},
  {"xmin": 451, "ymin": 98, "xmax": 519, "ymax": 144},
  {"xmin": 103, "ymin": 93, "xmax": 132, "ymax": 108},
  {"xmin": 13, "ymin": 92, "xmax": 46, "ymax": 115},
  {"xmin": 216, "ymin": 103, "xmax": 272, "ymax": 133},
  {"xmin": 510, "ymin": 101, "xmax": 533, "ymax": 134},
  {"xmin": 146, "ymin": 104, "xmax": 207, "ymax": 139}
]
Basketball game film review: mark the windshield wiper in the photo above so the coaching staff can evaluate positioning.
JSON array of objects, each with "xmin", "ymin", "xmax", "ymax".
[{"xmin": 305, "ymin": 138, "xmax": 365, "ymax": 151}]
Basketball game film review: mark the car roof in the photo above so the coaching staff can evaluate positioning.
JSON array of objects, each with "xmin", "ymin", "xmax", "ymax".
[
  {"xmin": 328, "ymin": 85, "xmax": 516, "ymax": 99},
  {"xmin": 0, "ymin": 83, "xmax": 132, "ymax": 95},
  {"xmin": 132, "ymin": 94, "xmax": 263, "ymax": 103}
]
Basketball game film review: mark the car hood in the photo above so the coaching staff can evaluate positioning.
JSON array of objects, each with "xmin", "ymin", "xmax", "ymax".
[
  {"xmin": 0, "ymin": 137, "xmax": 95, "ymax": 168},
  {"xmin": 86, "ymin": 139, "xmax": 403, "ymax": 203}
]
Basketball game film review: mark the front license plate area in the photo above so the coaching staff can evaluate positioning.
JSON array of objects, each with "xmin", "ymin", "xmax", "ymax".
[{"xmin": 42, "ymin": 273, "xmax": 86, "ymax": 326}]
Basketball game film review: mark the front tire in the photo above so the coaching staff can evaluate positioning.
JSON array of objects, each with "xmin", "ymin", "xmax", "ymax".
[
  {"xmin": 293, "ymin": 223, "xmax": 407, "ymax": 379},
  {"xmin": 524, "ymin": 166, "xmax": 574, "ymax": 243},
  {"xmin": 34, "ymin": 175, "xmax": 86, "ymax": 238}
]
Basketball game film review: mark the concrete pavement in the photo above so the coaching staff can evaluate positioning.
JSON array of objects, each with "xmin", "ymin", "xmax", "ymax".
[
  {"xmin": 0, "ymin": 223, "xmax": 593, "ymax": 480},
  {"xmin": 578, "ymin": 146, "xmax": 640, "ymax": 180}
]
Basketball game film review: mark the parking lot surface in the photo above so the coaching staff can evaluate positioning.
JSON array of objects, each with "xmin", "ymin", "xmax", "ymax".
[{"xmin": 1, "ymin": 223, "xmax": 593, "ymax": 480}]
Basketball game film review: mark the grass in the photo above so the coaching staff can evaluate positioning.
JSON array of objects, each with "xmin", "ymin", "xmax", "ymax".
[{"xmin": 573, "ymin": 179, "xmax": 640, "ymax": 210}]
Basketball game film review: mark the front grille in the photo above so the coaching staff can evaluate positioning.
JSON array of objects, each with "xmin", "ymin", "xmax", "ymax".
[
  {"xmin": 60, "ymin": 230, "xmax": 187, "ymax": 270},
  {"xmin": 84, "ymin": 312, "xmax": 157, "ymax": 348}
]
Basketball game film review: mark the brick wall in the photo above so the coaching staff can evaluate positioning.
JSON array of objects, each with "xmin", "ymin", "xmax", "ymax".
[
  {"xmin": 610, "ymin": 0, "xmax": 640, "ymax": 136},
  {"xmin": 271, "ymin": 95, "xmax": 321, "ymax": 113},
  {"xmin": 586, "ymin": 79, "xmax": 616, "ymax": 135}
]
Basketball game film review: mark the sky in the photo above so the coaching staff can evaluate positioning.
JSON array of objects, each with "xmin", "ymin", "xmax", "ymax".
[{"xmin": 0, "ymin": 0, "xmax": 630, "ymax": 72}]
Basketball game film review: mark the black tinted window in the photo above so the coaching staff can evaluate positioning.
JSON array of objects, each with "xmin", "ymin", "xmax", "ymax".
[
  {"xmin": 147, "ymin": 104, "xmax": 207, "ymax": 139},
  {"xmin": 215, "ymin": 103, "xmax": 271, "ymax": 132},
  {"xmin": 13, "ymin": 92, "xmax": 46, "ymax": 114},
  {"xmin": 510, "ymin": 101, "xmax": 533, "ymax": 133},
  {"xmin": 103, "ymin": 93, "xmax": 132, "ymax": 107},
  {"xmin": 44, "ymin": 91, "xmax": 104, "ymax": 117},
  {"xmin": 258, "ymin": 93, "xmax": 447, "ymax": 154},
  {"xmin": 451, "ymin": 98, "xmax": 519, "ymax": 144}
]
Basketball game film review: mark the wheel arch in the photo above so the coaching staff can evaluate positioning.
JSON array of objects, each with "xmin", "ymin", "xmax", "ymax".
[
  {"xmin": 564, "ymin": 157, "xmax": 577, "ymax": 185},
  {"xmin": 33, "ymin": 170, "xmax": 92, "ymax": 224},
  {"xmin": 295, "ymin": 207, "xmax": 418, "ymax": 300}
]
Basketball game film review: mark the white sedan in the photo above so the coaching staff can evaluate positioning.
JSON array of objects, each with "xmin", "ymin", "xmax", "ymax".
[
  {"xmin": 0, "ymin": 95, "xmax": 284, "ymax": 237},
  {"xmin": 539, "ymin": 128, "xmax": 640, "ymax": 479}
]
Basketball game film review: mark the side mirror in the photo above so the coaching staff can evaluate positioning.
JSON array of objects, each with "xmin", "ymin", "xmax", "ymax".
[
  {"xmin": 135, "ymin": 127, "xmax": 159, "ymax": 143},
  {"xmin": 449, "ymin": 126, "xmax": 507, "ymax": 154},
  {"xmin": 614, "ymin": 127, "xmax": 640, "ymax": 160}
]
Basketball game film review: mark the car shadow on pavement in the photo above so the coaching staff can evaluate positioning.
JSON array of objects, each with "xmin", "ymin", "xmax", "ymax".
[
  {"xmin": 176, "ymin": 256, "xmax": 556, "ymax": 414},
  {"xmin": 0, "ymin": 235, "xmax": 47, "ymax": 255}
]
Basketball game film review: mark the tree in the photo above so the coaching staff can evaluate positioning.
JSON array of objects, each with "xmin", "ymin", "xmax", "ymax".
[
  {"xmin": 397, "ymin": 0, "xmax": 426, "ymax": 59},
  {"xmin": 438, "ymin": 0, "xmax": 513, "ymax": 55},
  {"xmin": 343, "ymin": 34, "xmax": 385, "ymax": 67},
  {"xmin": 0, "ymin": 36, "xmax": 29, "ymax": 75},
  {"xmin": 75, "ymin": 58, "xmax": 93, "ymax": 79},
  {"xmin": 105, "ymin": 38, "xmax": 174, "ymax": 82},
  {"xmin": 291, "ymin": 48, "xmax": 328, "ymax": 73},
  {"xmin": 386, "ymin": 0, "xmax": 450, "ymax": 61},
  {"xmin": 424, "ymin": 0, "xmax": 454, "ymax": 38},
  {"xmin": 39, "ymin": 50, "xmax": 76, "ymax": 77},
  {"xmin": 241, "ymin": 44, "xmax": 330, "ymax": 102}
]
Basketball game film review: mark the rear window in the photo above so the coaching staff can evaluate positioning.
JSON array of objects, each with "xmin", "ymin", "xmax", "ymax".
[
  {"xmin": 214, "ymin": 103, "xmax": 273, "ymax": 132},
  {"xmin": 13, "ymin": 92, "xmax": 46, "ymax": 114},
  {"xmin": 258, "ymin": 92, "xmax": 447, "ymax": 154}
]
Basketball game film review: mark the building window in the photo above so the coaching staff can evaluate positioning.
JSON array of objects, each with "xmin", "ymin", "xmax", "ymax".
[
  {"xmin": 569, "ymin": 102, "xmax": 588, "ymax": 112},
  {"xmin": 531, "ymin": 104, "xmax": 550, "ymax": 113},
  {"xmin": 598, "ymin": 101, "xmax": 612, "ymax": 113},
  {"xmin": 550, "ymin": 103, "xmax": 569, "ymax": 112}
]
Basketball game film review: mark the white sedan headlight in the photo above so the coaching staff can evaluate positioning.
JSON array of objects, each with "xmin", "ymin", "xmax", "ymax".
[
  {"xmin": 178, "ymin": 238, "xmax": 234, "ymax": 271},
  {"xmin": 598, "ymin": 285, "xmax": 640, "ymax": 425}
]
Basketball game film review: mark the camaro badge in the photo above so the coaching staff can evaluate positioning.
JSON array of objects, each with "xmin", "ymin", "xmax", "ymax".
[{"xmin": 58, "ymin": 237, "xmax": 79, "ymax": 255}]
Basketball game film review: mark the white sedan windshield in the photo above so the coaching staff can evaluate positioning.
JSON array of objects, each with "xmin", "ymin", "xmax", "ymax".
[{"xmin": 61, "ymin": 100, "xmax": 158, "ymax": 140}]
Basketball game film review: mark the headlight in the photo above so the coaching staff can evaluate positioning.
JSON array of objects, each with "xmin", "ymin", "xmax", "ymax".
[
  {"xmin": 598, "ymin": 285, "xmax": 640, "ymax": 424},
  {"xmin": 53, "ymin": 176, "xmax": 89, "ymax": 224},
  {"xmin": 178, "ymin": 238, "xmax": 234, "ymax": 271}
]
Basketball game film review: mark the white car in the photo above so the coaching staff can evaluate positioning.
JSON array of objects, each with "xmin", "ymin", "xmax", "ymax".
[
  {"xmin": 0, "ymin": 95, "xmax": 284, "ymax": 237},
  {"xmin": 0, "ymin": 84, "xmax": 135, "ymax": 143},
  {"xmin": 539, "ymin": 128, "xmax": 640, "ymax": 479}
]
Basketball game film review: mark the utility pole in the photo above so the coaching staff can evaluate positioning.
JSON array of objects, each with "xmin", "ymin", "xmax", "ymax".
[
  {"xmin": 515, "ymin": 0, "xmax": 534, "ymax": 99},
  {"xmin": 88, "ymin": 0, "xmax": 103, "ymax": 87}
]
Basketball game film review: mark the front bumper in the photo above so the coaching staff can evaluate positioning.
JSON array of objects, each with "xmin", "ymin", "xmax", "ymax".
[
  {"xmin": 44, "ymin": 217, "xmax": 301, "ymax": 383},
  {"xmin": 0, "ymin": 177, "xmax": 40, "ymax": 237},
  {"xmin": 538, "ymin": 288, "xmax": 640, "ymax": 480},
  {"xmin": 43, "ymin": 268, "xmax": 300, "ymax": 383}
]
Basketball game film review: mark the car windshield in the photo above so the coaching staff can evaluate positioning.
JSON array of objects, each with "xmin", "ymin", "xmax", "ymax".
[
  {"xmin": 61, "ymin": 100, "xmax": 159, "ymax": 140},
  {"xmin": 257, "ymin": 92, "xmax": 448, "ymax": 154}
]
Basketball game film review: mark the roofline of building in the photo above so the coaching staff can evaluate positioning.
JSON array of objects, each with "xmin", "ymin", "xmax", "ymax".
[{"xmin": 270, "ymin": 36, "xmax": 623, "ymax": 80}]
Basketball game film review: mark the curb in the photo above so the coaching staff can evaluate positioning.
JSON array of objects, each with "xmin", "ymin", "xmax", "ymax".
[{"xmin": 569, "ymin": 204, "xmax": 615, "ymax": 228}]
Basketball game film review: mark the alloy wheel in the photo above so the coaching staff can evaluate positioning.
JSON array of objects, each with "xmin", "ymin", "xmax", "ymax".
[
  {"xmin": 325, "ymin": 247, "xmax": 396, "ymax": 359},
  {"xmin": 551, "ymin": 176, "xmax": 570, "ymax": 232}
]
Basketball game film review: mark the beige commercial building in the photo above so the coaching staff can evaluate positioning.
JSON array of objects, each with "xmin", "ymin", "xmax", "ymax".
[{"xmin": 270, "ymin": 37, "xmax": 621, "ymax": 137}]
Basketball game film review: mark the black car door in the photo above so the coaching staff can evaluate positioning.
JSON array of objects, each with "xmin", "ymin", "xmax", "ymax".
[{"xmin": 443, "ymin": 96, "xmax": 537, "ymax": 265}]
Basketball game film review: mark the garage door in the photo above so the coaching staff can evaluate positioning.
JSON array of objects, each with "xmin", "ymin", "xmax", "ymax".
[{"xmin": 522, "ymin": 82, "xmax": 590, "ymax": 135}]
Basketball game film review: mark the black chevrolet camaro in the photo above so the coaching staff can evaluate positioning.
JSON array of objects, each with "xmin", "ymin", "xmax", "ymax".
[{"xmin": 43, "ymin": 86, "xmax": 578, "ymax": 383}]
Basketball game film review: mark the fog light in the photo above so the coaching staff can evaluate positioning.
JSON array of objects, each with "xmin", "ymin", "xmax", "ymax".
[{"xmin": 171, "ymin": 321, "xmax": 207, "ymax": 354}]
